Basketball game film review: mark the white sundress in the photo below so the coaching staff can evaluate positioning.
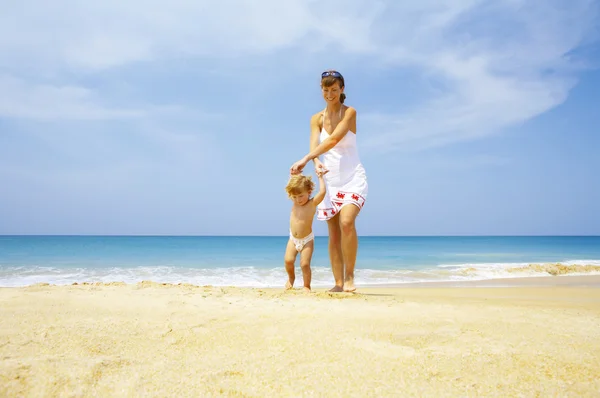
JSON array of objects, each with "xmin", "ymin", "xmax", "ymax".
[{"xmin": 316, "ymin": 108, "xmax": 368, "ymax": 221}]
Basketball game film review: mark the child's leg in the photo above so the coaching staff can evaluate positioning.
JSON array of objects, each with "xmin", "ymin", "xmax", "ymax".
[
  {"xmin": 284, "ymin": 239, "xmax": 298, "ymax": 289},
  {"xmin": 299, "ymin": 240, "xmax": 315, "ymax": 292}
]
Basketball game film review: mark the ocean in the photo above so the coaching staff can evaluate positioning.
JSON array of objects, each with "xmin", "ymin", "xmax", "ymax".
[{"xmin": 0, "ymin": 235, "xmax": 599, "ymax": 287}]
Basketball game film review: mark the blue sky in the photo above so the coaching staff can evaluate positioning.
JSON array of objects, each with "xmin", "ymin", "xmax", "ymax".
[{"xmin": 1, "ymin": 0, "xmax": 599, "ymax": 236}]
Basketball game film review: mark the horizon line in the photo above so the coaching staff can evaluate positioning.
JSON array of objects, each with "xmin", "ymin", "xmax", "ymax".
[{"xmin": 1, "ymin": 234, "xmax": 599, "ymax": 238}]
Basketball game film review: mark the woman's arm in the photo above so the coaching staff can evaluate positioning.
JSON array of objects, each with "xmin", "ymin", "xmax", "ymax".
[
  {"xmin": 290, "ymin": 107, "xmax": 356, "ymax": 175},
  {"xmin": 303, "ymin": 107, "xmax": 356, "ymax": 163}
]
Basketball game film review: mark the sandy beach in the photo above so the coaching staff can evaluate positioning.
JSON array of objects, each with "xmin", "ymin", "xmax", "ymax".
[{"xmin": 1, "ymin": 276, "xmax": 600, "ymax": 397}]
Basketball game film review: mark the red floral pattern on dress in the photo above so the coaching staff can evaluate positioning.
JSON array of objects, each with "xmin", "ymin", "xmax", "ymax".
[{"xmin": 318, "ymin": 191, "xmax": 366, "ymax": 220}]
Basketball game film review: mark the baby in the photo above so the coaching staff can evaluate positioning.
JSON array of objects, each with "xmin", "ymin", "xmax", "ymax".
[{"xmin": 284, "ymin": 171, "xmax": 328, "ymax": 292}]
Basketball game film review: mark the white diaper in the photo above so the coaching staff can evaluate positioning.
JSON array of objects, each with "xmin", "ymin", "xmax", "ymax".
[{"xmin": 289, "ymin": 230, "xmax": 314, "ymax": 252}]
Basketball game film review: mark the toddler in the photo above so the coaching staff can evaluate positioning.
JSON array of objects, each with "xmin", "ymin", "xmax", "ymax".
[{"xmin": 284, "ymin": 171, "xmax": 327, "ymax": 292}]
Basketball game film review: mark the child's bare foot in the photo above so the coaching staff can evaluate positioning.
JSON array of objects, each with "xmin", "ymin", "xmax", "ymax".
[
  {"xmin": 285, "ymin": 279, "xmax": 294, "ymax": 290},
  {"xmin": 328, "ymin": 285, "xmax": 344, "ymax": 292},
  {"xmin": 303, "ymin": 286, "xmax": 311, "ymax": 293},
  {"xmin": 343, "ymin": 278, "xmax": 356, "ymax": 292}
]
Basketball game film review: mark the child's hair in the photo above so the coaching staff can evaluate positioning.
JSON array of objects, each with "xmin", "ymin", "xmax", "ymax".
[{"xmin": 285, "ymin": 174, "xmax": 315, "ymax": 196}]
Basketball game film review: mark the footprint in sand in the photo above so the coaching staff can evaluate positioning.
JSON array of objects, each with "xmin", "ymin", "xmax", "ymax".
[{"xmin": 355, "ymin": 337, "xmax": 417, "ymax": 358}]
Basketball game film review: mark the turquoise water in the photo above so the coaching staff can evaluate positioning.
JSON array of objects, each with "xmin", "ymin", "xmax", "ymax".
[{"xmin": 0, "ymin": 235, "xmax": 599, "ymax": 287}]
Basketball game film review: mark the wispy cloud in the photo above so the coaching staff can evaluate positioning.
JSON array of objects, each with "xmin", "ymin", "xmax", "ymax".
[
  {"xmin": 361, "ymin": 0, "xmax": 599, "ymax": 152},
  {"xmin": 0, "ymin": 0, "xmax": 598, "ymax": 153},
  {"xmin": 0, "ymin": 1, "xmax": 326, "ymax": 72},
  {"xmin": 0, "ymin": 75, "xmax": 143, "ymax": 120},
  {"xmin": 426, "ymin": 154, "xmax": 511, "ymax": 170}
]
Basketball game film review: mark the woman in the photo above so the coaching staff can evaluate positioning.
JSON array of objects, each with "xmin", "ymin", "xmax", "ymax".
[{"xmin": 290, "ymin": 70, "xmax": 368, "ymax": 292}]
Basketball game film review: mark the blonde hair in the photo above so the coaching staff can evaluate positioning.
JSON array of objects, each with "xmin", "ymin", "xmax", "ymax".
[{"xmin": 285, "ymin": 174, "xmax": 315, "ymax": 196}]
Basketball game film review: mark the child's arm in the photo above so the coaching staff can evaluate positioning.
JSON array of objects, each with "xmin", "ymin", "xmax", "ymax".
[{"xmin": 312, "ymin": 172, "xmax": 328, "ymax": 206}]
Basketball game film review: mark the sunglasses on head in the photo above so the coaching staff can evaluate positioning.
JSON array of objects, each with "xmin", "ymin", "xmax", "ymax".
[{"xmin": 321, "ymin": 71, "xmax": 343, "ymax": 79}]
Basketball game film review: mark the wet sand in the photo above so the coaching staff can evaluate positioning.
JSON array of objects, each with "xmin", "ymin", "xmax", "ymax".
[{"xmin": 1, "ymin": 276, "xmax": 599, "ymax": 397}]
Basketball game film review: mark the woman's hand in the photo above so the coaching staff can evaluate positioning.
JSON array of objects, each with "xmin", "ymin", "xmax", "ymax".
[{"xmin": 290, "ymin": 157, "xmax": 309, "ymax": 175}]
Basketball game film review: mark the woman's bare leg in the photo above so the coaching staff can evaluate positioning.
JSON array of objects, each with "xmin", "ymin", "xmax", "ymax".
[
  {"xmin": 339, "ymin": 205, "xmax": 360, "ymax": 292},
  {"xmin": 326, "ymin": 213, "xmax": 344, "ymax": 292}
]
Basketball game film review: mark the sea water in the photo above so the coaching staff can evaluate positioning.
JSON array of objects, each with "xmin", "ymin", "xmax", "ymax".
[{"xmin": 1, "ymin": 235, "xmax": 599, "ymax": 287}]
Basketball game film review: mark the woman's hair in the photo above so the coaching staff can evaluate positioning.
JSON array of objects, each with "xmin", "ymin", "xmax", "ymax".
[
  {"xmin": 321, "ymin": 71, "xmax": 346, "ymax": 104},
  {"xmin": 285, "ymin": 174, "xmax": 315, "ymax": 196}
]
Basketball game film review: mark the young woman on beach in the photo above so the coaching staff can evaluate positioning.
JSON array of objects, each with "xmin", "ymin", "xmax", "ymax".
[{"xmin": 290, "ymin": 70, "xmax": 368, "ymax": 292}]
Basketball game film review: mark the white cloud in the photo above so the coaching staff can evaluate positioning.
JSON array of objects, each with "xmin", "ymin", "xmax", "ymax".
[
  {"xmin": 0, "ymin": 0, "xmax": 389, "ymax": 72},
  {"xmin": 0, "ymin": 1, "xmax": 312, "ymax": 71},
  {"xmin": 0, "ymin": 0, "xmax": 597, "ymax": 151},
  {"xmin": 0, "ymin": 0, "xmax": 381, "ymax": 123},
  {"xmin": 0, "ymin": 75, "xmax": 143, "ymax": 120},
  {"xmin": 361, "ymin": 0, "xmax": 598, "ymax": 152},
  {"xmin": 425, "ymin": 154, "xmax": 511, "ymax": 170}
]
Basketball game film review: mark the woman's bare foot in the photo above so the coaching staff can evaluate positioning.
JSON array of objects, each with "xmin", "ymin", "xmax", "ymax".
[
  {"xmin": 303, "ymin": 286, "xmax": 311, "ymax": 293},
  {"xmin": 285, "ymin": 279, "xmax": 294, "ymax": 290},
  {"xmin": 343, "ymin": 278, "xmax": 356, "ymax": 292},
  {"xmin": 329, "ymin": 285, "xmax": 344, "ymax": 292}
]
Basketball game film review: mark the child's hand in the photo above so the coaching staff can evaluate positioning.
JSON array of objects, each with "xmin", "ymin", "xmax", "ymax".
[
  {"xmin": 316, "ymin": 168, "xmax": 329, "ymax": 177},
  {"xmin": 315, "ymin": 163, "xmax": 328, "ymax": 177}
]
